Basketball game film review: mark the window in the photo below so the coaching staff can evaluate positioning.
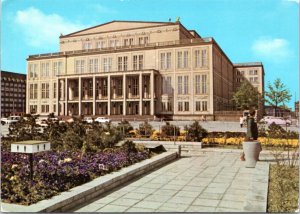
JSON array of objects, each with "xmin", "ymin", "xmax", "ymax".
[
  {"xmin": 195, "ymin": 50, "xmax": 201, "ymax": 68},
  {"xmin": 196, "ymin": 101, "xmax": 201, "ymax": 111},
  {"xmin": 34, "ymin": 84, "xmax": 38, "ymax": 99},
  {"xmin": 116, "ymin": 79, "xmax": 123, "ymax": 96},
  {"xmin": 88, "ymin": 58, "xmax": 99, "ymax": 73},
  {"xmin": 133, "ymin": 55, "xmax": 143, "ymax": 70},
  {"xmin": 202, "ymin": 101, "xmax": 208, "ymax": 111},
  {"xmin": 53, "ymin": 83, "xmax": 57, "ymax": 98},
  {"xmin": 75, "ymin": 59, "xmax": 85, "ymax": 73},
  {"xmin": 96, "ymin": 41, "xmax": 106, "ymax": 49},
  {"xmin": 102, "ymin": 79, "xmax": 108, "ymax": 96},
  {"xmin": 178, "ymin": 76, "xmax": 182, "ymax": 94},
  {"xmin": 29, "ymin": 84, "xmax": 34, "ymax": 99},
  {"xmin": 118, "ymin": 56, "xmax": 128, "ymax": 71},
  {"xmin": 41, "ymin": 105, "xmax": 49, "ymax": 113},
  {"xmin": 103, "ymin": 57, "xmax": 112, "ymax": 72},
  {"xmin": 183, "ymin": 51, "xmax": 189, "ymax": 68},
  {"xmin": 177, "ymin": 51, "xmax": 189, "ymax": 69},
  {"xmin": 201, "ymin": 75, "xmax": 207, "ymax": 94},
  {"xmin": 53, "ymin": 104, "xmax": 56, "ymax": 112},
  {"xmin": 53, "ymin": 61, "xmax": 62, "ymax": 76},
  {"xmin": 184, "ymin": 76, "xmax": 189, "ymax": 94},
  {"xmin": 30, "ymin": 105, "xmax": 37, "ymax": 113},
  {"xmin": 109, "ymin": 40, "xmax": 119, "ymax": 48},
  {"xmin": 29, "ymin": 64, "xmax": 38, "ymax": 78},
  {"xmin": 201, "ymin": 49, "xmax": 207, "ymax": 67},
  {"xmin": 184, "ymin": 102, "xmax": 189, "ymax": 111},
  {"xmin": 138, "ymin": 36, "xmax": 149, "ymax": 45},
  {"xmin": 195, "ymin": 75, "xmax": 201, "ymax": 94},
  {"xmin": 195, "ymin": 75, "xmax": 207, "ymax": 94},
  {"xmin": 178, "ymin": 102, "xmax": 183, "ymax": 111},
  {"xmin": 162, "ymin": 101, "xmax": 172, "ymax": 111},
  {"xmin": 41, "ymin": 62, "xmax": 49, "ymax": 77},
  {"xmin": 124, "ymin": 38, "xmax": 134, "ymax": 46},
  {"xmin": 41, "ymin": 83, "xmax": 49, "ymax": 99},
  {"xmin": 83, "ymin": 42, "xmax": 92, "ymax": 50},
  {"xmin": 177, "ymin": 52, "xmax": 182, "ymax": 68},
  {"xmin": 160, "ymin": 52, "xmax": 172, "ymax": 69}
]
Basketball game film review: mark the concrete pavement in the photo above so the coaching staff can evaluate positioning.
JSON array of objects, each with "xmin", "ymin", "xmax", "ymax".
[{"xmin": 71, "ymin": 149, "xmax": 271, "ymax": 212}]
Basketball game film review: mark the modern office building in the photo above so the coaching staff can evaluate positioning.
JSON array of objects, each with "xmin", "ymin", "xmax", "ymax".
[
  {"xmin": 1, "ymin": 71, "xmax": 26, "ymax": 117},
  {"xmin": 26, "ymin": 20, "xmax": 264, "ymax": 120}
]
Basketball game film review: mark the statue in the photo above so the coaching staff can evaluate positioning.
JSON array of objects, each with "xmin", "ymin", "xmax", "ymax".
[
  {"xmin": 246, "ymin": 109, "xmax": 258, "ymax": 140},
  {"xmin": 176, "ymin": 17, "xmax": 180, "ymax": 22}
]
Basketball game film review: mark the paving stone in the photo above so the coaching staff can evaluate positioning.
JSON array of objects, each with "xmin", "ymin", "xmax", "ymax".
[
  {"xmin": 192, "ymin": 198, "xmax": 220, "ymax": 207},
  {"xmin": 174, "ymin": 190, "xmax": 201, "ymax": 198},
  {"xmin": 222, "ymin": 193, "xmax": 246, "ymax": 202},
  {"xmin": 218, "ymin": 200, "xmax": 244, "ymax": 210},
  {"xmin": 181, "ymin": 185, "xmax": 205, "ymax": 193},
  {"xmin": 110, "ymin": 198, "xmax": 140, "ymax": 207},
  {"xmin": 166, "ymin": 196, "xmax": 195, "ymax": 205},
  {"xmin": 144, "ymin": 194, "xmax": 172, "ymax": 203},
  {"xmin": 215, "ymin": 207, "xmax": 242, "ymax": 212},
  {"xmin": 158, "ymin": 202, "xmax": 189, "ymax": 211},
  {"xmin": 131, "ymin": 187, "xmax": 157, "ymax": 194},
  {"xmin": 226, "ymin": 188, "xmax": 247, "ymax": 195},
  {"xmin": 207, "ymin": 182, "xmax": 230, "ymax": 189},
  {"xmin": 203, "ymin": 187, "xmax": 227, "ymax": 194},
  {"xmin": 162, "ymin": 184, "xmax": 183, "ymax": 190},
  {"xmin": 153, "ymin": 189, "xmax": 178, "ymax": 196},
  {"xmin": 185, "ymin": 205, "xmax": 216, "ymax": 212},
  {"xmin": 122, "ymin": 192, "xmax": 149, "ymax": 200},
  {"xmin": 133, "ymin": 200, "xmax": 163, "ymax": 209},
  {"xmin": 142, "ymin": 182, "xmax": 164, "ymax": 189},
  {"xmin": 92, "ymin": 196, "xmax": 117, "ymax": 204},
  {"xmin": 125, "ymin": 207, "xmax": 155, "ymax": 212},
  {"xmin": 197, "ymin": 192, "xmax": 223, "ymax": 200},
  {"xmin": 96, "ymin": 204, "xmax": 128, "ymax": 212}
]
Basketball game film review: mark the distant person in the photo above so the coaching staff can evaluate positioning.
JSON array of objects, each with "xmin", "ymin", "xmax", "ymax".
[
  {"xmin": 246, "ymin": 109, "xmax": 258, "ymax": 140},
  {"xmin": 239, "ymin": 116, "xmax": 244, "ymax": 128}
]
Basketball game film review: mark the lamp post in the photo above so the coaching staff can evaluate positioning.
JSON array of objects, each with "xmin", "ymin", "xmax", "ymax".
[{"xmin": 11, "ymin": 140, "xmax": 51, "ymax": 203}]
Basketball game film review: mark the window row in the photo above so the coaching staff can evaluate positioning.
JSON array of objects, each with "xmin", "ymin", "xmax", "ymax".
[
  {"xmin": 177, "ymin": 75, "xmax": 208, "ymax": 95},
  {"xmin": 82, "ymin": 36, "xmax": 149, "ymax": 50},
  {"xmin": 178, "ymin": 101, "xmax": 208, "ymax": 112},
  {"xmin": 75, "ymin": 55, "xmax": 144, "ymax": 73},
  {"xmin": 29, "ymin": 61, "xmax": 63, "ymax": 78},
  {"xmin": 29, "ymin": 83, "xmax": 57, "ymax": 99}
]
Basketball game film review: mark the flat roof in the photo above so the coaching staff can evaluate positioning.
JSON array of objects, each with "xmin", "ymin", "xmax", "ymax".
[
  {"xmin": 12, "ymin": 140, "xmax": 49, "ymax": 145},
  {"xmin": 233, "ymin": 62, "xmax": 263, "ymax": 67}
]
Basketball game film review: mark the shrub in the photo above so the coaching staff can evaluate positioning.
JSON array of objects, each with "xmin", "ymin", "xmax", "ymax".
[
  {"xmin": 161, "ymin": 122, "xmax": 180, "ymax": 138},
  {"xmin": 186, "ymin": 121, "xmax": 208, "ymax": 142},
  {"xmin": 137, "ymin": 121, "xmax": 154, "ymax": 137}
]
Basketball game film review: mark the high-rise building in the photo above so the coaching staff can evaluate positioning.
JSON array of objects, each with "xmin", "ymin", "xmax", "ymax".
[
  {"xmin": 1, "ymin": 71, "xmax": 26, "ymax": 117},
  {"xmin": 26, "ymin": 20, "xmax": 264, "ymax": 120}
]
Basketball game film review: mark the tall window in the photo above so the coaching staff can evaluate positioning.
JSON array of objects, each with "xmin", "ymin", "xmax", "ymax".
[
  {"xmin": 88, "ymin": 58, "xmax": 99, "ymax": 73},
  {"xmin": 178, "ymin": 102, "xmax": 183, "ymax": 111},
  {"xmin": 41, "ymin": 105, "xmax": 49, "ymax": 113},
  {"xmin": 103, "ymin": 57, "xmax": 112, "ymax": 72},
  {"xmin": 53, "ymin": 61, "xmax": 62, "ymax": 76},
  {"xmin": 75, "ymin": 60, "xmax": 85, "ymax": 73},
  {"xmin": 183, "ymin": 51, "xmax": 189, "ymax": 68},
  {"xmin": 53, "ymin": 83, "xmax": 57, "ymax": 98},
  {"xmin": 132, "ymin": 77, "xmax": 139, "ymax": 96},
  {"xmin": 178, "ymin": 76, "xmax": 182, "ymax": 94},
  {"xmin": 202, "ymin": 101, "xmax": 208, "ymax": 111},
  {"xmin": 177, "ymin": 50, "xmax": 189, "ymax": 69},
  {"xmin": 184, "ymin": 102, "xmax": 189, "ymax": 111},
  {"xmin": 118, "ymin": 56, "xmax": 128, "ymax": 71},
  {"xmin": 116, "ymin": 79, "xmax": 123, "ymax": 96},
  {"xmin": 41, "ymin": 83, "xmax": 49, "ymax": 99},
  {"xmin": 34, "ymin": 84, "xmax": 38, "ymax": 99},
  {"xmin": 41, "ymin": 63, "xmax": 49, "ymax": 77},
  {"xmin": 29, "ymin": 84, "xmax": 34, "ymax": 99},
  {"xmin": 201, "ymin": 49, "xmax": 207, "ymax": 67},
  {"xmin": 196, "ymin": 100, "xmax": 208, "ymax": 111},
  {"xmin": 109, "ymin": 40, "xmax": 119, "ymax": 48},
  {"xmin": 160, "ymin": 52, "xmax": 172, "ymax": 69},
  {"xmin": 195, "ymin": 74, "xmax": 207, "ymax": 94},
  {"xmin": 138, "ymin": 36, "xmax": 149, "ymax": 45},
  {"xmin": 196, "ymin": 101, "xmax": 201, "ymax": 111},
  {"xmin": 184, "ymin": 76, "xmax": 189, "ymax": 94},
  {"xmin": 195, "ymin": 50, "xmax": 201, "ymax": 68},
  {"xmin": 133, "ymin": 55, "xmax": 143, "ymax": 70},
  {"xmin": 177, "ymin": 52, "xmax": 182, "ymax": 68},
  {"xmin": 124, "ymin": 38, "xmax": 134, "ymax": 46}
]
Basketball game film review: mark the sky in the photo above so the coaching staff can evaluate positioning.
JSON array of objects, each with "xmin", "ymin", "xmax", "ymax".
[{"xmin": 1, "ymin": 0, "xmax": 299, "ymax": 109}]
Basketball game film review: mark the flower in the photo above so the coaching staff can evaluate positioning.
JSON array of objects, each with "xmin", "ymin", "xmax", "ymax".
[
  {"xmin": 64, "ymin": 158, "xmax": 72, "ymax": 163},
  {"xmin": 11, "ymin": 164, "xmax": 18, "ymax": 169},
  {"xmin": 9, "ymin": 175, "xmax": 17, "ymax": 181}
]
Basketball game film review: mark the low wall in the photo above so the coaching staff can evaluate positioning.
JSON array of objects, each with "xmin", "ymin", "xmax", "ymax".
[{"xmin": 1, "ymin": 151, "xmax": 178, "ymax": 212}]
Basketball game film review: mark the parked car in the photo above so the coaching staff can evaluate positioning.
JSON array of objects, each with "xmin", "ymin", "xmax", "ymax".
[
  {"xmin": 95, "ymin": 117, "xmax": 110, "ymax": 123},
  {"xmin": 36, "ymin": 119, "xmax": 48, "ymax": 127},
  {"xmin": 260, "ymin": 116, "xmax": 291, "ymax": 126},
  {"xmin": 83, "ymin": 117, "xmax": 93, "ymax": 123},
  {"xmin": 1, "ymin": 116, "xmax": 21, "ymax": 125}
]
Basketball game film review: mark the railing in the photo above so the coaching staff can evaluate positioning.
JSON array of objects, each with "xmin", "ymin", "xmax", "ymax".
[{"xmin": 28, "ymin": 38, "xmax": 213, "ymax": 59}]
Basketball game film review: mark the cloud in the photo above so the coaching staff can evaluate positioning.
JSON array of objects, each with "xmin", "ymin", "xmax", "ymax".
[
  {"xmin": 93, "ymin": 4, "xmax": 117, "ymax": 14},
  {"xmin": 251, "ymin": 38, "xmax": 291, "ymax": 62},
  {"xmin": 285, "ymin": 0, "xmax": 299, "ymax": 4},
  {"xmin": 15, "ymin": 7, "xmax": 87, "ymax": 48}
]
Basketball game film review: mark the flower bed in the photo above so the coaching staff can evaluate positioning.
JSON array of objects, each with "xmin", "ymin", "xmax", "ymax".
[
  {"xmin": 1, "ymin": 149, "xmax": 149, "ymax": 205},
  {"xmin": 201, "ymin": 137, "xmax": 299, "ymax": 147}
]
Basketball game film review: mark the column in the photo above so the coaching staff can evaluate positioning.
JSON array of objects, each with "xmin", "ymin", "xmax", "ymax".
[
  {"xmin": 139, "ymin": 73, "xmax": 143, "ymax": 115},
  {"xmin": 123, "ymin": 74, "xmax": 126, "ymax": 115},
  {"xmin": 64, "ymin": 78, "xmax": 68, "ymax": 116},
  {"xmin": 79, "ymin": 77, "xmax": 82, "ymax": 115},
  {"xmin": 56, "ymin": 78, "xmax": 59, "ymax": 116},
  {"xmin": 107, "ymin": 75, "xmax": 111, "ymax": 115},
  {"xmin": 93, "ymin": 76, "xmax": 96, "ymax": 116},
  {"xmin": 150, "ymin": 71, "xmax": 154, "ymax": 115}
]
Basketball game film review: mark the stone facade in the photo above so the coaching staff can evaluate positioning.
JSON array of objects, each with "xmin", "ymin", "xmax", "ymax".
[{"xmin": 26, "ymin": 20, "xmax": 264, "ymax": 120}]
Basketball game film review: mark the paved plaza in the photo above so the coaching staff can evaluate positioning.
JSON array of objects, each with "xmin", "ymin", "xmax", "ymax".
[{"xmin": 71, "ymin": 150, "xmax": 271, "ymax": 212}]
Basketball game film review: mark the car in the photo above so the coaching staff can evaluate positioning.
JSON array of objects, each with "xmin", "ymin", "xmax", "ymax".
[
  {"xmin": 36, "ymin": 119, "xmax": 48, "ymax": 127},
  {"xmin": 260, "ymin": 116, "xmax": 291, "ymax": 126},
  {"xmin": 95, "ymin": 117, "xmax": 110, "ymax": 123},
  {"xmin": 83, "ymin": 117, "xmax": 93, "ymax": 123},
  {"xmin": 1, "ymin": 116, "xmax": 21, "ymax": 125}
]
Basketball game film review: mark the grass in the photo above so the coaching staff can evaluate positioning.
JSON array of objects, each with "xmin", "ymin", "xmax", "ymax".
[{"xmin": 267, "ymin": 164, "xmax": 299, "ymax": 212}]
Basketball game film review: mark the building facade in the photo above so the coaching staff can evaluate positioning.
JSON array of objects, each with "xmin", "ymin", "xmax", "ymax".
[
  {"xmin": 1, "ymin": 71, "xmax": 26, "ymax": 117},
  {"xmin": 26, "ymin": 20, "xmax": 264, "ymax": 120}
]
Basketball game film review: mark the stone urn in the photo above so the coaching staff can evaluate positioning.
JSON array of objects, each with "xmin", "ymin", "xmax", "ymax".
[{"xmin": 242, "ymin": 141, "xmax": 262, "ymax": 168}]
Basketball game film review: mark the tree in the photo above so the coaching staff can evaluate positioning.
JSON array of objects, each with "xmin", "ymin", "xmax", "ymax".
[
  {"xmin": 161, "ymin": 122, "xmax": 180, "ymax": 137},
  {"xmin": 265, "ymin": 78, "xmax": 292, "ymax": 117},
  {"xmin": 232, "ymin": 81, "xmax": 262, "ymax": 110}
]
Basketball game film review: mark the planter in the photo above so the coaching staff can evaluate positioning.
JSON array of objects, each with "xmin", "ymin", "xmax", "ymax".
[{"xmin": 242, "ymin": 141, "xmax": 262, "ymax": 168}]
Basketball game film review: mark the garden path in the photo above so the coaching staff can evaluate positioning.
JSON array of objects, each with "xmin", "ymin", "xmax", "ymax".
[{"xmin": 71, "ymin": 149, "xmax": 272, "ymax": 212}]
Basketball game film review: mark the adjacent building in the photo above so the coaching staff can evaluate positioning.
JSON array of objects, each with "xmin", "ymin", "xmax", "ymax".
[
  {"xmin": 1, "ymin": 71, "xmax": 26, "ymax": 117},
  {"xmin": 26, "ymin": 20, "xmax": 264, "ymax": 120}
]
